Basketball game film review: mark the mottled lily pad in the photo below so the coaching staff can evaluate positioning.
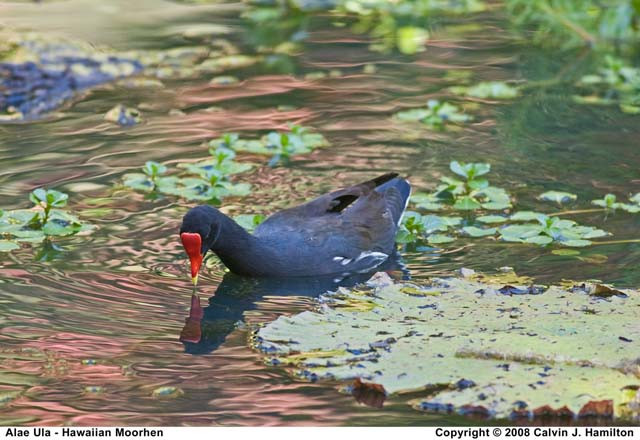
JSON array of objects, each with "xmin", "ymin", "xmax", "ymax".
[{"xmin": 255, "ymin": 272, "xmax": 640, "ymax": 420}]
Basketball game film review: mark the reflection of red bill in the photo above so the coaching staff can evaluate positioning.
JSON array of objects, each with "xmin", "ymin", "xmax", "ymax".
[
  {"xmin": 180, "ymin": 232, "xmax": 203, "ymax": 285},
  {"xmin": 179, "ymin": 294, "xmax": 203, "ymax": 344}
]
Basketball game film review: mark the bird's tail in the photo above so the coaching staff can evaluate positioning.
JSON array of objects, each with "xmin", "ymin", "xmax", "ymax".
[{"xmin": 375, "ymin": 175, "xmax": 411, "ymax": 226}]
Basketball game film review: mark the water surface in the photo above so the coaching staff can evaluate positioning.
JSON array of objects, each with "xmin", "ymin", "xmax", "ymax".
[{"xmin": 1, "ymin": 0, "xmax": 639, "ymax": 426}]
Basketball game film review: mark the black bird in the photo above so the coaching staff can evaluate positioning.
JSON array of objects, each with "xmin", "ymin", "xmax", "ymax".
[{"xmin": 179, "ymin": 172, "xmax": 411, "ymax": 281}]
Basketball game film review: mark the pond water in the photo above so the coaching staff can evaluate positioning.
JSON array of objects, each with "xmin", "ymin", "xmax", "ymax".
[{"xmin": 1, "ymin": 0, "xmax": 639, "ymax": 426}]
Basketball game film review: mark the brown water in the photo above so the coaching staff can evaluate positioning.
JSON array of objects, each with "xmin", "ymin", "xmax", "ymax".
[{"xmin": 1, "ymin": 0, "xmax": 639, "ymax": 426}]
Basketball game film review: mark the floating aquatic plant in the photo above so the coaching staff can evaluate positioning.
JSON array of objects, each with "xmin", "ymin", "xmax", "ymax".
[
  {"xmin": 209, "ymin": 124, "xmax": 329, "ymax": 166},
  {"xmin": 506, "ymin": 0, "xmax": 640, "ymax": 50},
  {"xmin": 539, "ymin": 190, "xmax": 577, "ymax": 205},
  {"xmin": 400, "ymin": 161, "xmax": 620, "ymax": 248},
  {"xmin": 449, "ymin": 81, "xmax": 520, "ymax": 99},
  {"xmin": 233, "ymin": 214, "xmax": 266, "ymax": 232},
  {"xmin": 430, "ymin": 161, "xmax": 512, "ymax": 211},
  {"xmin": 500, "ymin": 211, "xmax": 609, "ymax": 247},
  {"xmin": 591, "ymin": 194, "xmax": 640, "ymax": 213},
  {"xmin": 123, "ymin": 161, "xmax": 168, "ymax": 192},
  {"xmin": 396, "ymin": 211, "xmax": 461, "ymax": 244},
  {"xmin": 0, "ymin": 188, "xmax": 93, "ymax": 251},
  {"xmin": 394, "ymin": 99, "xmax": 472, "ymax": 130},
  {"xmin": 178, "ymin": 147, "xmax": 253, "ymax": 176},
  {"xmin": 575, "ymin": 56, "xmax": 640, "ymax": 114},
  {"xmin": 122, "ymin": 156, "xmax": 252, "ymax": 203},
  {"xmin": 255, "ymin": 270, "xmax": 640, "ymax": 420},
  {"xmin": 334, "ymin": 0, "xmax": 485, "ymax": 54}
]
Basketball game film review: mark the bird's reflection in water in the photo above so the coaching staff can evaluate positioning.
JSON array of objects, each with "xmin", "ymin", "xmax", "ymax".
[{"xmin": 180, "ymin": 254, "xmax": 407, "ymax": 355}]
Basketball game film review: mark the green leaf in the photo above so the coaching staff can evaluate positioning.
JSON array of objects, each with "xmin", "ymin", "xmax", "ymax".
[
  {"xmin": 476, "ymin": 215, "xmax": 507, "ymax": 224},
  {"xmin": 510, "ymin": 211, "xmax": 545, "ymax": 222},
  {"xmin": 592, "ymin": 194, "xmax": 617, "ymax": 209},
  {"xmin": 449, "ymin": 161, "xmax": 468, "ymax": 178},
  {"xmin": 551, "ymin": 249, "xmax": 581, "ymax": 256},
  {"xmin": 467, "ymin": 178, "xmax": 489, "ymax": 190},
  {"xmin": 395, "ymin": 101, "xmax": 472, "ymax": 129},
  {"xmin": 410, "ymin": 192, "xmax": 443, "ymax": 211},
  {"xmin": 561, "ymin": 239, "xmax": 593, "ymax": 248},
  {"xmin": 525, "ymin": 235, "xmax": 553, "ymax": 245},
  {"xmin": 47, "ymin": 190, "xmax": 69, "ymax": 208},
  {"xmin": 427, "ymin": 234, "xmax": 455, "ymax": 244},
  {"xmin": 619, "ymin": 204, "xmax": 640, "ymax": 213},
  {"xmin": 462, "ymin": 226, "xmax": 497, "ymax": 237},
  {"xmin": 0, "ymin": 240, "xmax": 20, "ymax": 252},
  {"xmin": 29, "ymin": 188, "xmax": 47, "ymax": 204},
  {"xmin": 29, "ymin": 188, "xmax": 68, "ymax": 208},
  {"xmin": 449, "ymin": 81, "xmax": 520, "ymax": 99},
  {"xmin": 179, "ymin": 159, "xmax": 253, "ymax": 177},
  {"xmin": 421, "ymin": 215, "xmax": 448, "ymax": 234},
  {"xmin": 396, "ymin": 26, "xmax": 429, "ymax": 55},
  {"xmin": 395, "ymin": 228, "xmax": 418, "ymax": 244},
  {"xmin": 476, "ymin": 186, "xmax": 511, "ymax": 210},
  {"xmin": 123, "ymin": 173, "xmax": 155, "ymax": 192},
  {"xmin": 394, "ymin": 108, "xmax": 430, "ymax": 122},
  {"xmin": 539, "ymin": 191, "xmax": 577, "ymax": 204},
  {"xmin": 143, "ymin": 161, "xmax": 167, "ymax": 178},
  {"xmin": 453, "ymin": 196, "xmax": 481, "ymax": 210},
  {"xmin": 233, "ymin": 214, "xmax": 265, "ymax": 232}
]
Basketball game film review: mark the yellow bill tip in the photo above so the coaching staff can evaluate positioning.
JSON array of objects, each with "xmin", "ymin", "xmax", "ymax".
[{"xmin": 191, "ymin": 275, "xmax": 199, "ymax": 286}]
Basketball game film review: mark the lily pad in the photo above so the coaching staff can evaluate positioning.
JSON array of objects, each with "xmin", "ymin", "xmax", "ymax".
[{"xmin": 255, "ymin": 272, "xmax": 640, "ymax": 420}]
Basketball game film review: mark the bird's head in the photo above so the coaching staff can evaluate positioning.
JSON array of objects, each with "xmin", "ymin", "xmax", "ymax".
[{"xmin": 179, "ymin": 205, "xmax": 223, "ymax": 285}]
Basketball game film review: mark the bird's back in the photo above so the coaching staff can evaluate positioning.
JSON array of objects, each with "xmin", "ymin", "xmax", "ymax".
[{"xmin": 252, "ymin": 173, "xmax": 411, "ymax": 276}]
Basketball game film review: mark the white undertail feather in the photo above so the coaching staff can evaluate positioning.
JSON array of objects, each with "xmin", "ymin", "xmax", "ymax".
[{"xmin": 397, "ymin": 184, "xmax": 412, "ymax": 227}]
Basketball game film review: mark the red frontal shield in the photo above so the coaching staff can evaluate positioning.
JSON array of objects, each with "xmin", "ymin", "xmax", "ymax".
[{"xmin": 180, "ymin": 232, "xmax": 203, "ymax": 280}]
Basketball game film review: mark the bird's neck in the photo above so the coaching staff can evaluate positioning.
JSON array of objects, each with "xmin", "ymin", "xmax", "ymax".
[{"xmin": 209, "ymin": 214, "xmax": 270, "ymax": 276}]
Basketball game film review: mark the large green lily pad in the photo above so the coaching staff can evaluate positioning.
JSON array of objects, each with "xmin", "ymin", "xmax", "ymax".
[{"xmin": 254, "ymin": 271, "xmax": 640, "ymax": 420}]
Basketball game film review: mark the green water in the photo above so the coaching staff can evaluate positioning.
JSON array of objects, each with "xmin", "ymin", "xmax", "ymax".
[{"xmin": 0, "ymin": 0, "xmax": 639, "ymax": 426}]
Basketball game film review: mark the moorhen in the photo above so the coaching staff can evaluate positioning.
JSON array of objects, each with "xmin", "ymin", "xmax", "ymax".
[{"xmin": 179, "ymin": 172, "xmax": 410, "ymax": 282}]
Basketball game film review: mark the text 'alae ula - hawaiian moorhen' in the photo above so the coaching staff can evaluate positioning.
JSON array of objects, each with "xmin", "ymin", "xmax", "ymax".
[{"xmin": 179, "ymin": 173, "xmax": 411, "ymax": 282}]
